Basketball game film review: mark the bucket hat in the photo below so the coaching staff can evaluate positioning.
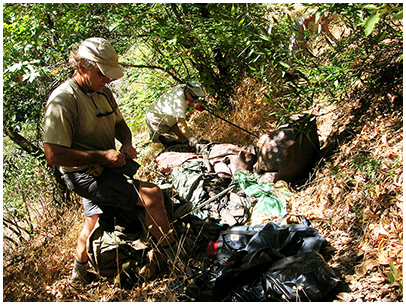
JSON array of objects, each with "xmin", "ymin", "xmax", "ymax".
[
  {"xmin": 186, "ymin": 81, "xmax": 205, "ymax": 97},
  {"xmin": 77, "ymin": 37, "xmax": 124, "ymax": 79}
]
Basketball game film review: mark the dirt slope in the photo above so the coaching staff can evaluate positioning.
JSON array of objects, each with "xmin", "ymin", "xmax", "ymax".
[
  {"xmin": 3, "ymin": 64, "xmax": 403, "ymax": 303},
  {"xmin": 3, "ymin": 17, "xmax": 403, "ymax": 303}
]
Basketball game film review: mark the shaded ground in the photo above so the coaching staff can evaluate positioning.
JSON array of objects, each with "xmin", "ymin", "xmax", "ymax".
[
  {"xmin": 3, "ymin": 15, "xmax": 403, "ymax": 302},
  {"xmin": 3, "ymin": 66, "xmax": 402, "ymax": 302}
]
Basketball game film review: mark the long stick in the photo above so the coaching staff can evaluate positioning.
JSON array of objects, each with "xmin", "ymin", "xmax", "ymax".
[{"xmin": 196, "ymin": 104, "xmax": 259, "ymax": 138}]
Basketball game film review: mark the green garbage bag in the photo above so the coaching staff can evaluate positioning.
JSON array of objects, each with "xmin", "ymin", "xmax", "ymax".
[{"xmin": 235, "ymin": 172, "xmax": 290, "ymax": 216}]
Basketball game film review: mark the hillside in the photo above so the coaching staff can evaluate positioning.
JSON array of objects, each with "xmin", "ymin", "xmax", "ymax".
[
  {"xmin": 3, "ymin": 54, "xmax": 403, "ymax": 302},
  {"xmin": 3, "ymin": 5, "xmax": 403, "ymax": 302}
]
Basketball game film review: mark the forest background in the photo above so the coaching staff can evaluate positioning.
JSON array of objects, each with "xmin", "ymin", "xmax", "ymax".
[{"xmin": 3, "ymin": 2, "xmax": 403, "ymax": 302}]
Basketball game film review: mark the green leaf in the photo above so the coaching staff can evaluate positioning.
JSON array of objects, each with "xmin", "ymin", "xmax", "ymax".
[
  {"xmin": 267, "ymin": 24, "xmax": 272, "ymax": 35},
  {"xmin": 387, "ymin": 272, "xmax": 396, "ymax": 282},
  {"xmin": 259, "ymin": 34, "xmax": 270, "ymax": 41},
  {"xmin": 364, "ymin": 12, "xmax": 380, "ymax": 36},
  {"xmin": 279, "ymin": 61, "xmax": 290, "ymax": 69},
  {"xmin": 376, "ymin": 30, "xmax": 387, "ymax": 43},
  {"xmin": 390, "ymin": 262, "xmax": 397, "ymax": 274},
  {"xmin": 109, "ymin": 22, "xmax": 119, "ymax": 31},
  {"xmin": 393, "ymin": 9, "xmax": 403, "ymax": 20},
  {"xmin": 8, "ymin": 62, "xmax": 23, "ymax": 72},
  {"xmin": 364, "ymin": 4, "xmax": 384, "ymax": 11}
]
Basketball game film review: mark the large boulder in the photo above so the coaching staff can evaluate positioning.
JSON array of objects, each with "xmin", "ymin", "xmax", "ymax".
[{"xmin": 253, "ymin": 114, "xmax": 320, "ymax": 184}]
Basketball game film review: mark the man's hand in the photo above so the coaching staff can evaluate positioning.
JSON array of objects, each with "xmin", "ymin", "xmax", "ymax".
[
  {"xmin": 115, "ymin": 120, "xmax": 137, "ymax": 159},
  {"xmin": 119, "ymin": 144, "xmax": 137, "ymax": 160},
  {"xmin": 102, "ymin": 149, "xmax": 126, "ymax": 167}
]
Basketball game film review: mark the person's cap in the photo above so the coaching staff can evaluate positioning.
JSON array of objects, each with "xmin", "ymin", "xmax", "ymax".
[
  {"xmin": 77, "ymin": 37, "xmax": 124, "ymax": 80},
  {"xmin": 186, "ymin": 81, "xmax": 205, "ymax": 97}
]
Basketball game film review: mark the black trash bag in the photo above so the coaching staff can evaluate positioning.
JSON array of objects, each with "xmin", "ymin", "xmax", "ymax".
[
  {"xmin": 186, "ymin": 247, "xmax": 284, "ymax": 302},
  {"xmin": 264, "ymin": 250, "xmax": 340, "ymax": 302},
  {"xmin": 186, "ymin": 218, "xmax": 340, "ymax": 302},
  {"xmin": 246, "ymin": 222, "xmax": 326, "ymax": 256},
  {"xmin": 217, "ymin": 219, "xmax": 326, "ymax": 258},
  {"xmin": 187, "ymin": 249, "xmax": 339, "ymax": 302}
]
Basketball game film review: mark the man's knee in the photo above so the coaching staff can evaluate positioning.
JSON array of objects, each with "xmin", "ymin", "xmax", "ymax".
[
  {"xmin": 137, "ymin": 182, "xmax": 164, "ymax": 207},
  {"xmin": 81, "ymin": 214, "xmax": 99, "ymax": 237}
]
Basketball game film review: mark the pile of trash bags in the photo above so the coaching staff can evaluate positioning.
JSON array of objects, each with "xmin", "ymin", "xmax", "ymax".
[
  {"xmin": 158, "ymin": 158, "xmax": 295, "ymax": 227},
  {"xmin": 184, "ymin": 216, "xmax": 340, "ymax": 302},
  {"xmin": 154, "ymin": 150, "xmax": 340, "ymax": 302}
]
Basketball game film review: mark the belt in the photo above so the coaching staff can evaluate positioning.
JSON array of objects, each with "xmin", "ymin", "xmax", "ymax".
[{"xmin": 62, "ymin": 164, "xmax": 103, "ymax": 177}]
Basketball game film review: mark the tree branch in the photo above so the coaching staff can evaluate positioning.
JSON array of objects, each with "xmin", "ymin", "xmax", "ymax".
[
  {"xmin": 4, "ymin": 126, "xmax": 45, "ymax": 160},
  {"xmin": 4, "ymin": 125, "xmax": 67, "ymax": 195},
  {"xmin": 119, "ymin": 62, "xmax": 183, "ymax": 83}
]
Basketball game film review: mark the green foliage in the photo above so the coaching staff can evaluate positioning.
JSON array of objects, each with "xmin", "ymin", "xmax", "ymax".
[
  {"xmin": 3, "ymin": 3, "xmax": 117, "ymax": 121},
  {"xmin": 106, "ymin": 3, "xmax": 276, "ymax": 105},
  {"xmin": 349, "ymin": 152, "xmax": 381, "ymax": 180},
  {"xmin": 3, "ymin": 3, "xmax": 278, "ymax": 133},
  {"xmin": 3, "ymin": 134, "xmax": 46, "ymax": 244},
  {"xmin": 387, "ymin": 262, "xmax": 403, "ymax": 292},
  {"xmin": 257, "ymin": 3, "xmax": 403, "ymax": 123},
  {"xmin": 2, "ymin": 3, "xmax": 403, "ymax": 242},
  {"xmin": 349, "ymin": 152, "xmax": 383, "ymax": 198}
]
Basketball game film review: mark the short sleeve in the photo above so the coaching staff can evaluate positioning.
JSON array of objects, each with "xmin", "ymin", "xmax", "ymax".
[{"xmin": 43, "ymin": 91, "xmax": 77, "ymax": 148}]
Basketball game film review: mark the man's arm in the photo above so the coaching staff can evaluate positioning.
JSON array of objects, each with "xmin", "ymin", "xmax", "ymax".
[
  {"xmin": 44, "ymin": 143, "xmax": 125, "ymax": 168},
  {"xmin": 115, "ymin": 119, "xmax": 137, "ymax": 159},
  {"xmin": 175, "ymin": 117, "xmax": 193, "ymax": 141}
]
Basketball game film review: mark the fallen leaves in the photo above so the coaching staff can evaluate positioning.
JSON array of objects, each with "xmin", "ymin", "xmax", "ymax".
[{"xmin": 288, "ymin": 91, "xmax": 403, "ymax": 301}]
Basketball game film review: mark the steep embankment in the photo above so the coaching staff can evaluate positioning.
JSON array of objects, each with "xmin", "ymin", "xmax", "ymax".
[{"xmin": 3, "ymin": 18, "xmax": 403, "ymax": 303}]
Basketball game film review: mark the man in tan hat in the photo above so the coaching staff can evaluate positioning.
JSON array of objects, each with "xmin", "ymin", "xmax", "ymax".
[
  {"xmin": 44, "ymin": 37, "xmax": 178, "ymax": 284},
  {"xmin": 145, "ymin": 81, "xmax": 205, "ymax": 147}
]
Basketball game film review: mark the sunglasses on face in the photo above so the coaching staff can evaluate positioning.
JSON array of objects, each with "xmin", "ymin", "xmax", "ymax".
[
  {"xmin": 188, "ymin": 90, "xmax": 199, "ymax": 100},
  {"xmin": 91, "ymin": 92, "xmax": 116, "ymax": 117}
]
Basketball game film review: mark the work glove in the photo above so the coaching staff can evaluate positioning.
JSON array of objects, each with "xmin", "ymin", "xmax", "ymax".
[{"xmin": 188, "ymin": 136, "xmax": 198, "ymax": 147}]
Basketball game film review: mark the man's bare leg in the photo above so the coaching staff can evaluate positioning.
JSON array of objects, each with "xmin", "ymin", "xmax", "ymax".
[
  {"xmin": 71, "ymin": 214, "xmax": 99, "ymax": 282},
  {"xmin": 76, "ymin": 214, "xmax": 99, "ymax": 262},
  {"xmin": 136, "ymin": 181, "xmax": 175, "ymax": 247}
]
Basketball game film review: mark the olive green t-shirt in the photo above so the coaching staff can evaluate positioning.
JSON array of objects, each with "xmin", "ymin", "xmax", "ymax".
[{"xmin": 44, "ymin": 78, "xmax": 123, "ymax": 173}]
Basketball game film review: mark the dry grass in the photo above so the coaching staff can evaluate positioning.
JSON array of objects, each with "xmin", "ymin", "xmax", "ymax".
[
  {"xmin": 292, "ymin": 96, "xmax": 403, "ymax": 301},
  {"xmin": 4, "ymin": 70, "xmax": 402, "ymax": 301},
  {"xmin": 3, "ymin": 20, "xmax": 403, "ymax": 304},
  {"xmin": 190, "ymin": 77, "xmax": 278, "ymax": 145}
]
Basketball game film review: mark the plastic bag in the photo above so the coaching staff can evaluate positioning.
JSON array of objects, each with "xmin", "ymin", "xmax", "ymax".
[
  {"xmin": 187, "ymin": 248, "xmax": 339, "ymax": 302},
  {"xmin": 264, "ymin": 251, "xmax": 340, "ymax": 302},
  {"xmin": 217, "ymin": 216, "xmax": 326, "ymax": 256},
  {"xmin": 235, "ymin": 172, "xmax": 291, "ymax": 216},
  {"xmin": 186, "ymin": 217, "xmax": 339, "ymax": 302}
]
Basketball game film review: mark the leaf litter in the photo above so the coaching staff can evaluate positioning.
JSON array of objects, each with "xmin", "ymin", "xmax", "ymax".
[{"xmin": 3, "ymin": 26, "xmax": 403, "ymax": 305}]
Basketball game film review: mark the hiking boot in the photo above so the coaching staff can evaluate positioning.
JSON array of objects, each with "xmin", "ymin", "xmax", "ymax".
[{"xmin": 70, "ymin": 260, "xmax": 88, "ymax": 285}]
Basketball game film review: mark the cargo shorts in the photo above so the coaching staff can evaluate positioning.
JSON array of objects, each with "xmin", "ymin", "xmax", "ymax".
[
  {"xmin": 145, "ymin": 113, "xmax": 173, "ymax": 143},
  {"xmin": 64, "ymin": 168, "xmax": 141, "ymax": 217}
]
